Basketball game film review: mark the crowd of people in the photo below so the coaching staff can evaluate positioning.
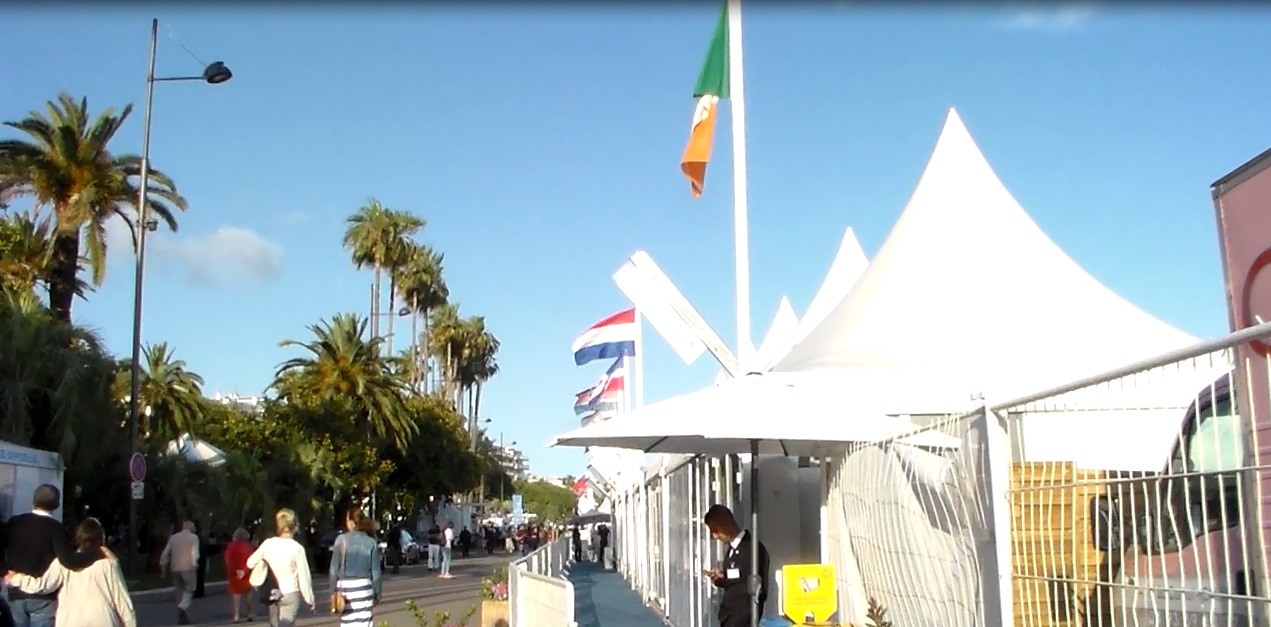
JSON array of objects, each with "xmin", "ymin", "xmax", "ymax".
[{"xmin": 0, "ymin": 485, "xmax": 593, "ymax": 627}]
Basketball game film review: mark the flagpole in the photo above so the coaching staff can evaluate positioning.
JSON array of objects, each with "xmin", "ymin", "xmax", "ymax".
[
  {"xmin": 727, "ymin": 0, "xmax": 753, "ymax": 370},
  {"xmin": 634, "ymin": 309, "xmax": 646, "ymax": 409}
]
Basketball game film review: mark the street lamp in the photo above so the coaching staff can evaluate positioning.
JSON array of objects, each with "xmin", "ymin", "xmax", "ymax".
[
  {"xmin": 126, "ymin": 17, "xmax": 231, "ymax": 576},
  {"xmin": 499, "ymin": 433, "xmax": 518, "ymax": 502}
]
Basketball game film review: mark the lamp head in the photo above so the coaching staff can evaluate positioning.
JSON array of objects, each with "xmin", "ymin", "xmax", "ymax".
[{"xmin": 202, "ymin": 61, "xmax": 232, "ymax": 85}]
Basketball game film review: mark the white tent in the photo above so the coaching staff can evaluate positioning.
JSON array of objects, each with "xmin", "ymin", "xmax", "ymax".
[
  {"xmin": 774, "ymin": 108, "xmax": 1204, "ymax": 414},
  {"xmin": 753, "ymin": 297, "xmax": 799, "ymax": 370},
  {"xmin": 764, "ymin": 227, "xmax": 868, "ymax": 369},
  {"xmin": 164, "ymin": 434, "xmax": 227, "ymax": 467}
]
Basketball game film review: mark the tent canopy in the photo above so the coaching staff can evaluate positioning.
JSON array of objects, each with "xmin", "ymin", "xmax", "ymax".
[
  {"xmin": 764, "ymin": 227, "xmax": 868, "ymax": 370},
  {"xmin": 773, "ymin": 108, "xmax": 1198, "ymax": 411}
]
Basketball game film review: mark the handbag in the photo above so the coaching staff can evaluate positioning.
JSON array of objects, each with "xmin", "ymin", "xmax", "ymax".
[{"xmin": 329, "ymin": 537, "xmax": 348, "ymax": 615}]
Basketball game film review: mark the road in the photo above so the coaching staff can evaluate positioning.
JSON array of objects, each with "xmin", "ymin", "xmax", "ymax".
[{"xmin": 136, "ymin": 553, "xmax": 511, "ymax": 627}]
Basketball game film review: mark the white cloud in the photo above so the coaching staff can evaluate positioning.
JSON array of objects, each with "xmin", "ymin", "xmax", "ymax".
[
  {"xmin": 1003, "ymin": 4, "xmax": 1096, "ymax": 31},
  {"xmin": 104, "ymin": 217, "xmax": 283, "ymax": 288}
]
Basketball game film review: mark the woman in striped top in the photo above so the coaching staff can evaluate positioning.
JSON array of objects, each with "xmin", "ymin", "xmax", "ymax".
[{"xmin": 330, "ymin": 508, "xmax": 382, "ymax": 627}]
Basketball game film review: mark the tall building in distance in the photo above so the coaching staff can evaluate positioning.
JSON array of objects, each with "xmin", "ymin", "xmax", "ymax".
[{"xmin": 494, "ymin": 443, "xmax": 529, "ymax": 481}]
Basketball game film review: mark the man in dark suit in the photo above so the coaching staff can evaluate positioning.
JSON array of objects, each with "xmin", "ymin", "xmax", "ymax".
[
  {"xmin": 0, "ymin": 485, "xmax": 101, "ymax": 627},
  {"xmin": 704, "ymin": 504, "xmax": 769, "ymax": 627}
]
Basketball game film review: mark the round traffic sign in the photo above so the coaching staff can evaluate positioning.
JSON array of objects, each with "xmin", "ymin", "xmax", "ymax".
[{"xmin": 129, "ymin": 453, "xmax": 147, "ymax": 482}]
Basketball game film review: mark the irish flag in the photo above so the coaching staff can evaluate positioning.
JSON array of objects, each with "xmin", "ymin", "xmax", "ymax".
[{"xmin": 680, "ymin": 3, "xmax": 730, "ymax": 198}]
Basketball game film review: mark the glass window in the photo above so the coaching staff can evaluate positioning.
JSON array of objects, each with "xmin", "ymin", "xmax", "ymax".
[{"xmin": 1187, "ymin": 411, "xmax": 1243, "ymax": 473}]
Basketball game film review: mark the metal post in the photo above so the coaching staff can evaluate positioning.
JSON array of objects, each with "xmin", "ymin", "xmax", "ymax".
[
  {"xmin": 500, "ymin": 432, "xmax": 505, "ymax": 502},
  {"xmin": 126, "ymin": 16, "xmax": 159, "ymax": 578}
]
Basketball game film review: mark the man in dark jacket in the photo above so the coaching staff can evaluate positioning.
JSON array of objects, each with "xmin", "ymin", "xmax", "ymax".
[
  {"xmin": 0, "ymin": 485, "xmax": 102, "ymax": 627},
  {"xmin": 703, "ymin": 504, "xmax": 769, "ymax": 627}
]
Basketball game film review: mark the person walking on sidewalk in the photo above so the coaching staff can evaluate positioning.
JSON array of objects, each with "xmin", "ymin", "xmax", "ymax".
[
  {"xmin": 330, "ymin": 508, "xmax": 382, "ymax": 627},
  {"xmin": 223, "ymin": 528, "xmax": 256, "ymax": 623},
  {"xmin": 159, "ymin": 520, "xmax": 200, "ymax": 625},
  {"xmin": 247, "ymin": 509, "xmax": 315, "ymax": 627},
  {"xmin": 4, "ymin": 518, "xmax": 136, "ymax": 627}
]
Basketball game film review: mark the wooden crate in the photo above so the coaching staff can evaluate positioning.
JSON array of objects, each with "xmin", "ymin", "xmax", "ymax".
[{"xmin": 1010, "ymin": 462, "xmax": 1109, "ymax": 627}]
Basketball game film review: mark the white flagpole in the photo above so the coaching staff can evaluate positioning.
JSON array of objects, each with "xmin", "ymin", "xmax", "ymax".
[
  {"xmin": 634, "ymin": 309, "xmax": 646, "ymax": 409},
  {"xmin": 727, "ymin": 0, "xmax": 753, "ymax": 370}
]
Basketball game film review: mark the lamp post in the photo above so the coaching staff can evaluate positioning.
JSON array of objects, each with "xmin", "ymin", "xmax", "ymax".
[
  {"xmin": 499, "ymin": 433, "xmax": 518, "ymax": 502},
  {"xmin": 126, "ymin": 17, "xmax": 232, "ymax": 577}
]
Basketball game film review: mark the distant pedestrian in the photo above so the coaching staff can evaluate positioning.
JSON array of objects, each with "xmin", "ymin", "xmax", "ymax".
[
  {"xmin": 224, "ymin": 527, "xmax": 256, "ymax": 623},
  {"xmin": 458, "ymin": 527, "xmax": 472, "ymax": 557},
  {"xmin": 439, "ymin": 523, "xmax": 455, "ymax": 579},
  {"xmin": 159, "ymin": 520, "xmax": 200, "ymax": 625}
]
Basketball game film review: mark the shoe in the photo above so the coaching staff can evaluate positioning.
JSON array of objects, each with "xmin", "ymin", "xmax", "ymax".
[{"xmin": 177, "ymin": 609, "xmax": 191, "ymax": 625}]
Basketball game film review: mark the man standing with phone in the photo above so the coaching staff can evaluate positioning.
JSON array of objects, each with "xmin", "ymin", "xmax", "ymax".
[{"xmin": 703, "ymin": 504, "xmax": 769, "ymax": 627}]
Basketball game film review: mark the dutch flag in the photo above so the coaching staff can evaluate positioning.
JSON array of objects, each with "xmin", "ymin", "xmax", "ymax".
[{"xmin": 571, "ymin": 309, "xmax": 638, "ymax": 366}]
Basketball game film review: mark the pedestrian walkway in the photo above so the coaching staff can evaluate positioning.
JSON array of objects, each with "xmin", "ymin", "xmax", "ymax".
[{"xmin": 568, "ymin": 561, "xmax": 665, "ymax": 627}]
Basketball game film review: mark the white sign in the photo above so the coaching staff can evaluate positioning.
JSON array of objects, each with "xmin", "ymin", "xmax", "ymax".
[
  {"xmin": 511, "ymin": 494, "xmax": 524, "ymax": 525},
  {"xmin": 614, "ymin": 251, "xmax": 740, "ymax": 375},
  {"xmin": 131, "ymin": 481, "xmax": 144, "ymax": 500}
]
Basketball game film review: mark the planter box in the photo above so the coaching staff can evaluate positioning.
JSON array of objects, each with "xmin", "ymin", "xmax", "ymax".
[{"xmin": 481, "ymin": 599, "xmax": 510, "ymax": 627}]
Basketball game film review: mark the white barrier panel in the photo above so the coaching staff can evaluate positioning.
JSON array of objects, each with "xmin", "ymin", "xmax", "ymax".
[{"xmin": 510, "ymin": 539, "xmax": 576, "ymax": 627}]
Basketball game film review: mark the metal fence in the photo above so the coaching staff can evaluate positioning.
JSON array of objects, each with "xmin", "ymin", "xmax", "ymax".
[
  {"xmin": 510, "ymin": 538, "xmax": 577, "ymax": 627},
  {"xmin": 823, "ymin": 324, "xmax": 1271, "ymax": 627}
]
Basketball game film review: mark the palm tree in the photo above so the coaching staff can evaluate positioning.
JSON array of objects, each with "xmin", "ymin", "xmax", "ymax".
[
  {"xmin": 274, "ymin": 313, "xmax": 418, "ymax": 449},
  {"xmin": 456, "ymin": 317, "xmax": 500, "ymax": 434},
  {"xmin": 0, "ymin": 93, "xmax": 188, "ymax": 322},
  {"xmin": 119, "ymin": 342, "xmax": 207, "ymax": 449},
  {"xmin": 0, "ymin": 289, "xmax": 119, "ymax": 517},
  {"xmin": 394, "ymin": 243, "xmax": 448, "ymax": 392},
  {"xmin": 428, "ymin": 303, "xmax": 465, "ymax": 407},
  {"xmin": 0, "ymin": 212, "xmax": 53, "ymax": 295},
  {"xmin": 342, "ymin": 201, "xmax": 423, "ymax": 352}
]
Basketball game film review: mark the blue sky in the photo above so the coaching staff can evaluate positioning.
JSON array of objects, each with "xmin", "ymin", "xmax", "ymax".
[{"xmin": 5, "ymin": 4, "xmax": 1271, "ymax": 479}]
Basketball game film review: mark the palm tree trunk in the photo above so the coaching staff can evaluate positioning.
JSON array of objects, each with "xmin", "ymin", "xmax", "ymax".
[
  {"xmin": 421, "ymin": 311, "xmax": 432, "ymax": 395},
  {"xmin": 47, "ymin": 231, "xmax": 80, "ymax": 323},
  {"xmin": 386, "ymin": 276, "xmax": 397, "ymax": 356},
  {"xmin": 473, "ymin": 382, "xmax": 483, "ymax": 427},
  {"xmin": 370, "ymin": 269, "xmax": 381, "ymax": 342},
  {"xmin": 410, "ymin": 308, "xmax": 419, "ymax": 390}
]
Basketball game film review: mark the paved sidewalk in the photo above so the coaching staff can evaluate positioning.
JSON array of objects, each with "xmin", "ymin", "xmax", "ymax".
[
  {"xmin": 568, "ymin": 562, "xmax": 664, "ymax": 627},
  {"xmin": 135, "ymin": 553, "xmax": 507, "ymax": 626}
]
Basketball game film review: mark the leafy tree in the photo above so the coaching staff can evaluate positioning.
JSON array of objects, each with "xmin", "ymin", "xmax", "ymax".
[
  {"xmin": 512, "ymin": 479, "xmax": 578, "ymax": 523},
  {"xmin": 0, "ymin": 93, "xmax": 187, "ymax": 322}
]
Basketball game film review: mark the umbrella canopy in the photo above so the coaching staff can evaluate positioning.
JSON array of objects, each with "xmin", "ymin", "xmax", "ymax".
[
  {"xmin": 571, "ymin": 510, "xmax": 612, "ymax": 525},
  {"xmin": 164, "ymin": 433, "xmax": 228, "ymax": 467},
  {"xmin": 549, "ymin": 374, "xmax": 961, "ymax": 456}
]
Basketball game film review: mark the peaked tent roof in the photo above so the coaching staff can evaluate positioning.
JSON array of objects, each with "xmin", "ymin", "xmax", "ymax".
[
  {"xmin": 765, "ymin": 227, "xmax": 868, "ymax": 369},
  {"xmin": 773, "ymin": 109, "xmax": 1198, "ymax": 409},
  {"xmin": 754, "ymin": 297, "xmax": 800, "ymax": 369}
]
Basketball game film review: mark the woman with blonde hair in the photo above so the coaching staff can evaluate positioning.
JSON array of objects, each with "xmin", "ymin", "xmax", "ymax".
[
  {"xmin": 330, "ymin": 508, "xmax": 381, "ymax": 627},
  {"xmin": 247, "ymin": 509, "xmax": 315, "ymax": 627},
  {"xmin": 224, "ymin": 527, "xmax": 255, "ymax": 623},
  {"xmin": 3, "ymin": 517, "xmax": 136, "ymax": 626}
]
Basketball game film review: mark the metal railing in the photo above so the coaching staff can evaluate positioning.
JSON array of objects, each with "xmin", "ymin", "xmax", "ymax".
[{"xmin": 510, "ymin": 538, "xmax": 577, "ymax": 627}]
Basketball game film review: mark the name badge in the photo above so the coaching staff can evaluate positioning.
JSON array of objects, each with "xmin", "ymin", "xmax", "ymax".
[{"xmin": 726, "ymin": 568, "xmax": 741, "ymax": 579}]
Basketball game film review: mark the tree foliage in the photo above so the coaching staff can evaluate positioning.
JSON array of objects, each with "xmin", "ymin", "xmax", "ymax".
[{"xmin": 0, "ymin": 94, "xmax": 506, "ymax": 574}]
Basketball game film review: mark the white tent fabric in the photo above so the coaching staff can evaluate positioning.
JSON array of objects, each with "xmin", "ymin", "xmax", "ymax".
[
  {"xmin": 765, "ymin": 227, "xmax": 868, "ymax": 369},
  {"xmin": 773, "ymin": 108, "xmax": 1200, "ymax": 411},
  {"xmin": 753, "ymin": 297, "xmax": 799, "ymax": 370},
  {"xmin": 164, "ymin": 434, "xmax": 227, "ymax": 467},
  {"xmin": 551, "ymin": 375, "xmax": 961, "ymax": 456}
]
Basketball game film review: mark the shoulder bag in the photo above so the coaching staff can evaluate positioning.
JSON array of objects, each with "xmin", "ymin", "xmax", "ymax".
[{"xmin": 329, "ymin": 536, "xmax": 349, "ymax": 615}]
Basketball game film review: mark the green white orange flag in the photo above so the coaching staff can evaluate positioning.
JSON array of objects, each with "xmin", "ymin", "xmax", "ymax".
[{"xmin": 680, "ymin": 3, "xmax": 730, "ymax": 198}]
